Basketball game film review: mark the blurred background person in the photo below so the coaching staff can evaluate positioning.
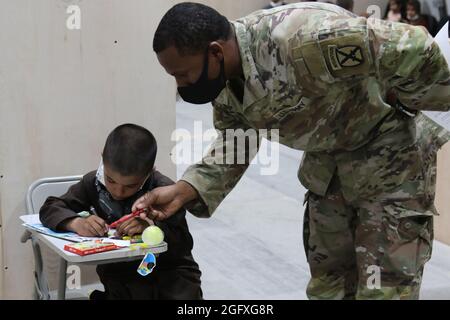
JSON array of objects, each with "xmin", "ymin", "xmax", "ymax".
[
  {"xmin": 385, "ymin": 0, "xmax": 406, "ymax": 22},
  {"xmin": 406, "ymin": 0, "xmax": 439, "ymax": 35},
  {"xmin": 406, "ymin": 0, "xmax": 428, "ymax": 27}
]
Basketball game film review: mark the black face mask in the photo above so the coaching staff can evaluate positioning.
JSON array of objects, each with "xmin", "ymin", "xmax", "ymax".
[{"xmin": 178, "ymin": 50, "xmax": 226, "ymax": 105}]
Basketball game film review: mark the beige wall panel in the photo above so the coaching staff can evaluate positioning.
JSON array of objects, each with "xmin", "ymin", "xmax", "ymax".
[{"xmin": 0, "ymin": 0, "xmax": 178, "ymax": 299}]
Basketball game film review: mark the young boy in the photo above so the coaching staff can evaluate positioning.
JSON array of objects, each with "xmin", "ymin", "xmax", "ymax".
[{"xmin": 40, "ymin": 124, "xmax": 203, "ymax": 300}]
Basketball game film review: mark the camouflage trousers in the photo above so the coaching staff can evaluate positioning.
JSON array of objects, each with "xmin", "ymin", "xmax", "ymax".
[{"xmin": 302, "ymin": 114, "xmax": 449, "ymax": 300}]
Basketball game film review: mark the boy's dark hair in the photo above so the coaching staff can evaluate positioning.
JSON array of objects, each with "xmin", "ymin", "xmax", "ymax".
[
  {"xmin": 153, "ymin": 2, "xmax": 231, "ymax": 55},
  {"xmin": 103, "ymin": 124, "xmax": 157, "ymax": 177}
]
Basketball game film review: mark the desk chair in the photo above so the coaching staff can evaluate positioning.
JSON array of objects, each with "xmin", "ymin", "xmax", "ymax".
[{"xmin": 21, "ymin": 176, "xmax": 83, "ymax": 300}]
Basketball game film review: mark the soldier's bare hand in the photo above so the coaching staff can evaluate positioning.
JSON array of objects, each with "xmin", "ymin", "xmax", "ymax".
[{"xmin": 132, "ymin": 181, "xmax": 198, "ymax": 221}]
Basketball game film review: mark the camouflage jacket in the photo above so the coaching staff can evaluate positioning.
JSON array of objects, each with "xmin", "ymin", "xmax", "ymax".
[{"xmin": 181, "ymin": 2, "xmax": 450, "ymax": 217}]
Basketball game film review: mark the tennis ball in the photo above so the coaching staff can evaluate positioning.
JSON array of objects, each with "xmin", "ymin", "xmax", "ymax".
[{"xmin": 142, "ymin": 226, "xmax": 164, "ymax": 246}]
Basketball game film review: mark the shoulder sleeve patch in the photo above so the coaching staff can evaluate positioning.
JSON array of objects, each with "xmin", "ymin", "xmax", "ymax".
[{"xmin": 292, "ymin": 28, "xmax": 374, "ymax": 82}]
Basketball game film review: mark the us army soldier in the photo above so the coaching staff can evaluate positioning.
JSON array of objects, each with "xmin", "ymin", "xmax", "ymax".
[{"xmin": 134, "ymin": 2, "xmax": 450, "ymax": 300}]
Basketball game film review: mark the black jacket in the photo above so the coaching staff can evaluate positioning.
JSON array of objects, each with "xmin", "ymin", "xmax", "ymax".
[{"xmin": 40, "ymin": 170, "xmax": 202, "ymax": 299}]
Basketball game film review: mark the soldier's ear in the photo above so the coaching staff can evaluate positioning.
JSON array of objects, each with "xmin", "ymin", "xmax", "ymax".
[{"xmin": 208, "ymin": 42, "xmax": 225, "ymax": 61}]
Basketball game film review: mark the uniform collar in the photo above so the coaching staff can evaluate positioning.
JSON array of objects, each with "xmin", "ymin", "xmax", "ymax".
[{"xmin": 215, "ymin": 21, "xmax": 267, "ymax": 110}]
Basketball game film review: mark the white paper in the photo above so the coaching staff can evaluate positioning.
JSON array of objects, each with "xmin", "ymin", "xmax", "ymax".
[
  {"xmin": 21, "ymin": 214, "xmax": 109, "ymax": 243},
  {"xmin": 102, "ymin": 239, "xmax": 131, "ymax": 247},
  {"xmin": 434, "ymin": 22, "xmax": 450, "ymax": 66},
  {"xmin": 423, "ymin": 111, "xmax": 450, "ymax": 131}
]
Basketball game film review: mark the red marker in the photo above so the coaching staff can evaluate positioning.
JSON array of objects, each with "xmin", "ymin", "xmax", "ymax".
[{"xmin": 109, "ymin": 208, "xmax": 147, "ymax": 229}]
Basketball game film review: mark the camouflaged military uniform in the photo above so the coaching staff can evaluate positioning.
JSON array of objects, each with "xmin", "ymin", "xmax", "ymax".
[{"xmin": 181, "ymin": 3, "xmax": 450, "ymax": 299}]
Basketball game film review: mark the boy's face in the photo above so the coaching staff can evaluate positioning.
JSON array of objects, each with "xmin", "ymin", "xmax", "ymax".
[{"xmin": 103, "ymin": 165, "xmax": 149, "ymax": 201}]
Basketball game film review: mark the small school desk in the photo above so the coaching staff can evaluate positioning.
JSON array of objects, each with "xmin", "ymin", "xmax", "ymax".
[{"xmin": 22, "ymin": 222, "xmax": 167, "ymax": 300}]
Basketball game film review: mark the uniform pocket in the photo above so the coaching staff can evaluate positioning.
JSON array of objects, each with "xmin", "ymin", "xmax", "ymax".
[
  {"xmin": 397, "ymin": 216, "xmax": 433, "ymax": 246},
  {"xmin": 414, "ymin": 113, "xmax": 446, "ymax": 206},
  {"xmin": 382, "ymin": 202, "xmax": 434, "ymax": 276}
]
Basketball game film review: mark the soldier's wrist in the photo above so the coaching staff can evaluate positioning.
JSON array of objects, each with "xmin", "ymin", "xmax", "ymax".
[{"xmin": 176, "ymin": 180, "xmax": 199, "ymax": 205}]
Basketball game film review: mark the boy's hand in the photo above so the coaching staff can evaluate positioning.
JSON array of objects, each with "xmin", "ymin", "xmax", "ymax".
[
  {"xmin": 115, "ymin": 217, "xmax": 149, "ymax": 237},
  {"xmin": 65, "ymin": 216, "xmax": 109, "ymax": 237}
]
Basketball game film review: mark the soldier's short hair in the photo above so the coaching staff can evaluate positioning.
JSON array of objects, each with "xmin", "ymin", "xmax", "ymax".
[
  {"xmin": 153, "ymin": 2, "xmax": 231, "ymax": 55},
  {"xmin": 103, "ymin": 124, "xmax": 157, "ymax": 177}
]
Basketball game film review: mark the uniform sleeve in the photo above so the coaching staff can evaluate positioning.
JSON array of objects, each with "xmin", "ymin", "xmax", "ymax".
[
  {"xmin": 289, "ymin": 17, "xmax": 450, "ymax": 112},
  {"xmin": 373, "ymin": 20, "xmax": 450, "ymax": 111},
  {"xmin": 180, "ymin": 102, "xmax": 261, "ymax": 218},
  {"xmin": 39, "ymin": 177, "xmax": 92, "ymax": 231}
]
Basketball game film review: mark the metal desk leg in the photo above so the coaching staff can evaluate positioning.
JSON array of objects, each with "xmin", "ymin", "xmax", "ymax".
[
  {"xmin": 29, "ymin": 234, "xmax": 50, "ymax": 300},
  {"xmin": 57, "ymin": 258, "xmax": 67, "ymax": 300}
]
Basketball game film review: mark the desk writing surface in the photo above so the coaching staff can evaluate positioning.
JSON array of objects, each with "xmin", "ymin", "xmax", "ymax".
[{"xmin": 21, "ymin": 215, "xmax": 168, "ymax": 264}]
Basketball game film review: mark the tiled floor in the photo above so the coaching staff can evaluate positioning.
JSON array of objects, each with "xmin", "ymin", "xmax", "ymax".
[{"xmin": 177, "ymin": 100, "xmax": 450, "ymax": 300}]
